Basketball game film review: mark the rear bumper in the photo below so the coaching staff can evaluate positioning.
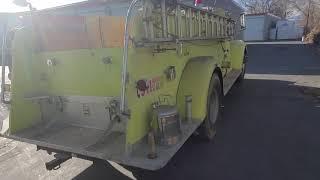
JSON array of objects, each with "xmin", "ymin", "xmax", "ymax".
[{"xmin": 5, "ymin": 120, "xmax": 200, "ymax": 171}]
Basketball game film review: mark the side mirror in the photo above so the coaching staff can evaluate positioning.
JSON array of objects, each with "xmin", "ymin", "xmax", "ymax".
[
  {"xmin": 12, "ymin": 0, "xmax": 29, "ymax": 7},
  {"xmin": 240, "ymin": 13, "xmax": 246, "ymax": 30}
]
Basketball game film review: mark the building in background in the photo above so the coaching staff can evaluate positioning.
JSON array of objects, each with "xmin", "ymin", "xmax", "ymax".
[
  {"xmin": 270, "ymin": 20, "xmax": 303, "ymax": 40},
  {"xmin": 244, "ymin": 13, "xmax": 280, "ymax": 41},
  {"xmin": 244, "ymin": 13, "xmax": 304, "ymax": 41}
]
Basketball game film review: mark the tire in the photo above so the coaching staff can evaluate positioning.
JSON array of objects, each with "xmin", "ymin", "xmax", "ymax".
[{"xmin": 199, "ymin": 73, "xmax": 222, "ymax": 141}]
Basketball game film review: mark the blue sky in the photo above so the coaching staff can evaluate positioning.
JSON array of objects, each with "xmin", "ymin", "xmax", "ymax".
[{"xmin": 1, "ymin": 0, "xmax": 243, "ymax": 12}]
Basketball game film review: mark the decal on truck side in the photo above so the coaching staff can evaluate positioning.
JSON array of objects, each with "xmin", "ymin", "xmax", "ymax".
[{"xmin": 137, "ymin": 76, "xmax": 161, "ymax": 98}]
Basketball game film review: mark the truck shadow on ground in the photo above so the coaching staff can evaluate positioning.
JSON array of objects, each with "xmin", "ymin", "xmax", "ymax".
[
  {"xmin": 72, "ymin": 161, "xmax": 132, "ymax": 180},
  {"xmin": 73, "ymin": 78, "xmax": 320, "ymax": 180}
]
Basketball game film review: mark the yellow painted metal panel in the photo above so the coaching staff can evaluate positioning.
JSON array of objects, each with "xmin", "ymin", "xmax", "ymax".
[
  {"xmin": 230, "ymin": 40, "xmax": 246, "ymax": 69},
  {"xmin": 176, "ymin": 57, "xmax": 219, "ymax": 122}
]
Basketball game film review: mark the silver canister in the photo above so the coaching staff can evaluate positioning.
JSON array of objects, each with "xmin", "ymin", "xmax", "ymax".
[
  {"xmin": 154, "ymin": 105, "xmax": 181, "ymax": 146},
  {"xmin": 185, "ymin": 95, "xmax": 192, "ymax": 124}
]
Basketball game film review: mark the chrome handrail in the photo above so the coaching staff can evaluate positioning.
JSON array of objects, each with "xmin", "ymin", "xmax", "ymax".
[{"xmin": 120, "ymin": 0, "xmax": 140, "ymax": 114}]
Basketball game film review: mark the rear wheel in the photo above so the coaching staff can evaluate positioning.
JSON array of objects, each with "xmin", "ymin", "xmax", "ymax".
[{"xmin": 199, "ymin": 73, "xmax": 222, "ymax": 141}]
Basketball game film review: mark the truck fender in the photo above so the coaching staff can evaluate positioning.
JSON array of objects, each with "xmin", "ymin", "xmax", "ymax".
[
  {"xmin": 230, "ymin": 40, "xmax": 247, "ymax": 69},
  {"xmin": 177, "ymin": 56, "xmax": 222, "ymax": 122}
]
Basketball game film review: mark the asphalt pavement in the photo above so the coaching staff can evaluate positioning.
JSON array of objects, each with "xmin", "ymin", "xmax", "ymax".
[{"xmin": 1, "ymin": 42, "xmax": 320, "ymax": 180}]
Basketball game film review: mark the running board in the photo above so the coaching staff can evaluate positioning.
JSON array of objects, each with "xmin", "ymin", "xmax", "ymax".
[{"xmin": 223, "ymin": 69, "xmax": 241, "ymax": 96}]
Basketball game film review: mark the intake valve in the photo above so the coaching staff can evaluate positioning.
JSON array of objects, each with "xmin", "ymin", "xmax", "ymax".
[{"xmin": 136, "ymin": 80, "xmax": 149, "ymax": 91}]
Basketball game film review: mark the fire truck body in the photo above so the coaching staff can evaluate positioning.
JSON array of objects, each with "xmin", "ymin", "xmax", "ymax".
[{"xmin": 1, "ymin": 0, "xmax": 246, "ymax": 170}]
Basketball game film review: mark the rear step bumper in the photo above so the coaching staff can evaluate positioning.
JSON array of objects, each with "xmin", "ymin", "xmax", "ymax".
[{"xmin": 6, "ymin": 121, "xmax": 200, "ymax": 170}]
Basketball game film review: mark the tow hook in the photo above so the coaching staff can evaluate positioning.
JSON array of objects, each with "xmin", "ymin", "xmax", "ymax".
[{"xmin": 45, "ymin": 153, "xmax": 72, "ymax": 171}]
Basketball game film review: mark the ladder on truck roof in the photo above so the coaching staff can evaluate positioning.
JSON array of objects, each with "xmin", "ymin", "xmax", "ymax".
[
  {"xmin": 120, "ymin": 0, "xmax": 235, "ymax": 113},
  {"xmin": 141, "ymin": 0, "xmax": 235, "ymax": 42}
]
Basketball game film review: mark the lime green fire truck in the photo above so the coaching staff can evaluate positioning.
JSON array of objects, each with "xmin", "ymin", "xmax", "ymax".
[{"xmin": 1, "ymin": 0, "xmax": 247, "ymax": 171}]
